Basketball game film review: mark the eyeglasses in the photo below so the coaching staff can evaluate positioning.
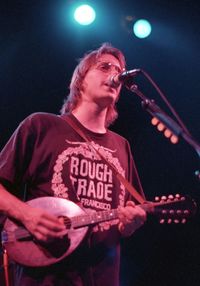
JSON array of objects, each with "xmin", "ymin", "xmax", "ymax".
[{"xmin": 94, "ymin": 61, "xmax": 124, "ymax": 74}]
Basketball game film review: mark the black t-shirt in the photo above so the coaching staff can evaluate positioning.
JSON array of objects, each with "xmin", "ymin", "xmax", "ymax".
[{"xmin": 0, "ymin": 112, "xmax": 144, "ymax": 286}]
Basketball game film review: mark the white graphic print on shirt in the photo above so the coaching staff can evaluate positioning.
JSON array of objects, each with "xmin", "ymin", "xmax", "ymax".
[{"xmin": 51, "ymin": 140, "xmax": 126, "ymax": 231}]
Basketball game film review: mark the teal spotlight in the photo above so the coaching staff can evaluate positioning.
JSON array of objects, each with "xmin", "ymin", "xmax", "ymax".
[
  {"xmin": 133, "ymin": 19, "xmax": 152, "ymax": 39},
  {"xmin": 74, "ymin": 4, "xmax": 96, "ymax": 26}
]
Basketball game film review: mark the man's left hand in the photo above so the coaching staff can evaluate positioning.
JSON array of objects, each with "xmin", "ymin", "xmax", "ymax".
[{"xmin": 118, "ymin": 201, "xmax": 146, "ymax": 236}]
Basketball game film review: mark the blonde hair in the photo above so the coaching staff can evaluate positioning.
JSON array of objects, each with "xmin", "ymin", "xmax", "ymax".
[{"xmin": 61, "ymin": 43, "xmax": 126, "ymax": 127}]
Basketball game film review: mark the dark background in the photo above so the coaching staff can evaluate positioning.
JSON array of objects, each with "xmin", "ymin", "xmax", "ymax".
[{"xmin": 0, "ymin": 1, "xmax": 200, "ymax": 285}]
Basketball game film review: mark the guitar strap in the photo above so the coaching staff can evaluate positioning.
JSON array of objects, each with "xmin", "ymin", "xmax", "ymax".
[{"xmin": 61, "ymin": 114, "xmax": 146, "ymax": 204}]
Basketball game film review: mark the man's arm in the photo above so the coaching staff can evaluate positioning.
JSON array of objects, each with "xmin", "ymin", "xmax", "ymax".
[{"xmin": 0, "ymin": 184, "xmax": 66, "ymax": 241}]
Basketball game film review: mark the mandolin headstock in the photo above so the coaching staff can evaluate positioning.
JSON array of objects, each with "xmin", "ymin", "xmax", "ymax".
[{"xmin": 150, "ymin": 194, "xmax": 197, "ymax": 224}]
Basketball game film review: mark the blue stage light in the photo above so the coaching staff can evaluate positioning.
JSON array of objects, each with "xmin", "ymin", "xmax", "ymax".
[
  {"xmin": 133, "ymin": 19, "xmax": 152, "ymax": 39},
  {"xmin": 74, "ymin": 4, "xmax": 96, "ymax": 26}
]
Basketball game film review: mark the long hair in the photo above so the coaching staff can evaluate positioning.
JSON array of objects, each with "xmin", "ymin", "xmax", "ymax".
[{"xmin": 60, "ymin": 43, "xmax": 126, "ymax": 127}]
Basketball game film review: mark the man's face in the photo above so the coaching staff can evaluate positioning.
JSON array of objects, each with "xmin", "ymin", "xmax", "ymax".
[{"xmin": 81, "ymin": 54, "xmax": 124, "ymax": 108}]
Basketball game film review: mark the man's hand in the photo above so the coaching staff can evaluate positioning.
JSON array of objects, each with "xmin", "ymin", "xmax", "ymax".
[
  {"xmin": 118, "ymin": 201, "xmax": 146, "ymax": 236},
  {"xmin": 0, "ymin": 184, "xmax": 67, "ymax": 242},
  {"xmin": 22, "ymin": 205, "xmax": 67, "ymax": 242}
]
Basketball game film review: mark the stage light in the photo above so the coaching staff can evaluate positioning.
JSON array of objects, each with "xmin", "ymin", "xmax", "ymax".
[
  {"xmin": 133, "ymin": 19, "xmax": 152, "ymax": 39},
  {"xmin": 74, "ymin": 4, "xmax": 96, "ymax": 26}
]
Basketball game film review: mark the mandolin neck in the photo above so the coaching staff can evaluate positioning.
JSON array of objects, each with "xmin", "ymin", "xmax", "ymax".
[
  {"xmin": 71, "ymin": 209, "xmax": 119, "ymax": 228},
  {"xmin": 70, "ymin": 199, "xmax": 184, "ymax": 229},
  {"xmin": 70, "ymin": 202, "xmax": 158, "ymax": 229}
]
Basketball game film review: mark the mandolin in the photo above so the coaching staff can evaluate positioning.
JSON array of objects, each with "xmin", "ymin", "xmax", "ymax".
[{"xmin": 1, "ymin": 194, "xmax": 196, "ymax": 267}]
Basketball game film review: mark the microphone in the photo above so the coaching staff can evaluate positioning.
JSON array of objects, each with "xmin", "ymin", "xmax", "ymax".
[{"xmin": 109, "ymin": 68, "xmax": 141, "ymax": 88}]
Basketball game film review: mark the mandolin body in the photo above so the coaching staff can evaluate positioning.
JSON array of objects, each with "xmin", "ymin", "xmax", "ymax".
[{"xmin": 3, "ymin": 197, "xmax": 88, "ymax": 267}]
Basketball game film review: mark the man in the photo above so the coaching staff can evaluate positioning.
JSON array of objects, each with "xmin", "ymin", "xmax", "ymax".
[{"xmin": 0, "ymin": 43, "xmax": 146, "ymax": 285}]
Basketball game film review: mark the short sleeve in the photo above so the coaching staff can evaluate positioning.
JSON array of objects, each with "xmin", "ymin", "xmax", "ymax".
[{"xmin": 0, "ymin": 116, "xmax": 35, "ymax": 195}]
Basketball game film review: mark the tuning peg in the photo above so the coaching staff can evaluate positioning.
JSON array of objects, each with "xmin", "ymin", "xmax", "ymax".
[
  {"xmin": 159, "ymin": 219, "xmax": 165, "ymax": 224},
  {"xmin": 168, "ymin": 194, "xmax": 174, "ymax": 200},
  {"xmin": 155, "ymin": 196, "xmax": 160, "ymax": 202},
  {"xmin": 175, "ymin": 194, "xmax": 181, "ymax": 199},
  {"xmin": 169, "ymin": 210, "xmax": 175, "ymax": 215},
  {"xmin": 174, "ymin": 219, "xmax": 180, "ymax": 224},
  {"xmin": 176, "ymin": 210, "xmax": 182, "ymax": 216},
  {"xmin": 161, "ymin": 196, "xmax": 167, "ymax": 201},
  {"xmin": 184, "ymin": 210, "xmax": 190, "ymax": 216},
  {"xmin": 161, "ymin": 210, "xmax": 167, "ymax": 215},
  {"xmin": 167, "ymin": 219, "xmax": 172, "ymax": 224},
  {"xmin": 181, "ymin": 219, "xmax": 187, "ymax": 224}
]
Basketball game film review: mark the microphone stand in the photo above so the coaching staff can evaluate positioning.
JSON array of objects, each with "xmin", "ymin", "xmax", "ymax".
[{"xmin": 127, "ymin": 83, "xmax": 200, "ymax": 182}]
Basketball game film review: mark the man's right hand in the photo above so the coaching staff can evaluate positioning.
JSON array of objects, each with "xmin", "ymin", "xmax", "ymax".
[
  {"xmin": 0, "ymin": 184, "xmax": 67, "ymax": 242},
  {"xmin": 22, "ymin": 205, "xmax": 67, "ymax": 242}
]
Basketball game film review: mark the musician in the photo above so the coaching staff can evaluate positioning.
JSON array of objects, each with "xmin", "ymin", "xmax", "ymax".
[{"xmin": 0, "ymin": 43, "xmax": 146, "ymax": 286}]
